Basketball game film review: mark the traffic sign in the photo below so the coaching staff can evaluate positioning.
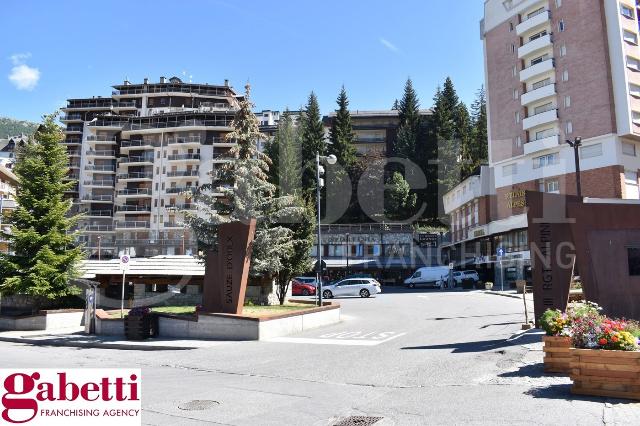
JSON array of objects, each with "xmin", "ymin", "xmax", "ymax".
[
  {"xmin": 496, "ymin": 247, "xmax": 505, "ymax": 257},
  {"xmin": 119, "ymin": 254, "xmax": 130, "ymax": 271}
]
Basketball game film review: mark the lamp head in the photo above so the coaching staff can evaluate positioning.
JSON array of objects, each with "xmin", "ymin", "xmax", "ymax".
[
  {"xmin": 575, "ymin": 136, "xmax": 582, "ymax": 145},
  {"xmin": 566, "ymin": 139, "xmax": 574, "ymax": 147},
  {"xmin": 326, "ymin": 154, "xmax": 337, "ymax": 165}
]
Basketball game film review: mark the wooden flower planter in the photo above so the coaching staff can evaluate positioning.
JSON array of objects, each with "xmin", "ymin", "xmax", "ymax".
[
  {"xmin": 570, "ymin": 348, "xmax": 640, "ymax": 401},
  {"xmin": 543, "ymin": 336, "xmax": 572, "ymax": 374}
]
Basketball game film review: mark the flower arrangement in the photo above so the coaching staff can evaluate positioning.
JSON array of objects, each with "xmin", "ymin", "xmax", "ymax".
[
  {"xmin": 127, "ymin": 306, "xmax": 151, "ymax": 317},
  {"xmin": 540, "ymin": 302, "xmax": 639, "ymax": 351}
]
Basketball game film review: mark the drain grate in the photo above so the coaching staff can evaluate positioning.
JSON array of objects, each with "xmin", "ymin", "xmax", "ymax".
[
  {"xmin": 177, "ymin": 400, "xmax": 220, "ymax": 411},
  {"xmin": 333, "ymin": 416, "xmax": 383, "ymax": 426}
]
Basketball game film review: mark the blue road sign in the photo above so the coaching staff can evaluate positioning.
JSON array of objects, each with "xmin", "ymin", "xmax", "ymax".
[{"xmin": 497, "ymin": 247, "xmax": 505, "ymax": 257}]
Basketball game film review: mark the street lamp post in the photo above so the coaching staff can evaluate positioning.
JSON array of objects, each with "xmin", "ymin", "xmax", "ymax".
[
  {"xmin": 315, "ymin": 152, "xmax": 337, "ymax": 307},
  {"xmin": 345, "ymin": 232, "xmax": 350, "ymax": 278},
  {"xmin": 566, "ymin": 137, "xmax": 583, "ymax": 198}
]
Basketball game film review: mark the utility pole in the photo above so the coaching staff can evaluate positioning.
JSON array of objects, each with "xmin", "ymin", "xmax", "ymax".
[
  {"xmin": 566, "ymin": 137, "xmax": 583, "ymax": 198},
  {"xmin": 315, "ymin": 153, "xmax": 337, "ymax": 307}
]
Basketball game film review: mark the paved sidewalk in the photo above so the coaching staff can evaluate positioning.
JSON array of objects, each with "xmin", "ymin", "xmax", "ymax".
[{"xmin": 0, "ymin": 329, "xmax": 226, "ymax": 350}]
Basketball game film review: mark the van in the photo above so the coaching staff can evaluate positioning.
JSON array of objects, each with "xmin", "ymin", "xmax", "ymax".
[{"xmin": 404, "ymin": 266, "xmax": 450, "ymax": 288}]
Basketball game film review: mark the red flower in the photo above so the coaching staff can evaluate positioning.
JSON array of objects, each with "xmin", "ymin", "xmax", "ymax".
[
  {"xmin": 612, "ymin": 336, "xmax": 619, "ymax": 343},
  {"xmin": 599, "ymin": 338, "xmax": 608, "ymax": 345}
]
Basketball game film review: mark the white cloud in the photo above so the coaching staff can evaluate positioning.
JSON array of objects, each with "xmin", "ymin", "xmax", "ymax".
[
  {"xmin": 8, "ymin": 53, "xmax": 40, "ymax": 90},
  {"xmin": 9, "ymin": 64, "xmax": 40, "ymax": 90},
  {"xmin": 379, "ymin": 38, "xmax": 399, "ymax": 53}
]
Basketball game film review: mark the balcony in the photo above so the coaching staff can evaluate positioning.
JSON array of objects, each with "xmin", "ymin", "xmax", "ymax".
[
  {"xmin": 88, "ymin": 120, "xmax": 128, "ymax": 130},
  {"xmin": 112, "ymin": 100, "xmax": 137, "ymax": 110},
  {"xmin": 117, "ymin": 188, "xmax": 152, "ymax": 197},
  {"xmin": 120, "ymin": 139, "xmax": 158, "ymax": 151},
  {"xmin": 524, "ymin": 134, "xmax": 560, "ymax": 155},
  {"xmin": 86, "ymin": 135, "xmax": 117, "ymax": 144},
  {"xmin": 167, "ymin": 136, "xmax": 202, "ymax": 146},
  {"xmin": 85, "ymin": 164, "xmax": 116, "ymax": 173},
  {"xmin": 166, "ymin": 170, "xmax": 199, "ymax": 178},
  {"xmin": 117, "ymin": 172, "xmax": 153, "ymax": 181},
  {"xmin": 520, "ymin": 58, "xmax": 555, "ymax": 82},
  {"xmin": 60, "ymin": 114, "xmax": 83, "ymax": 122},
  {"xmin": 62, "ymin": 138, "xmax": 82, "ymax": 146},
  {"xmin": 83, "ymin": 225, "xmax": 114, "ymax": 233},
  {"xmin": 521, "ymin": 83, "xmax": 556, "ymax": 106},
  {"xmin": 64, "ymin": 127, "xmax": 83, "ymax": 134},
  {"xmin": 165, "ymin": 186, "xmax": 196, "ymax": 194},
  {"xmin": 82, "ymin": 210, "xmax": 113, "ymax": 218},
  {"xmin": 162, "ymin": 222, "xmax": 184, "ymax": 229},
  {"xmin": 86, "ymin": 150, "xmax": 116, "ymax": 158},
  {"xmin": 115, "ymin": 221, "xmax": 150, "ymax": 230},
  {"xmin": 518, "ymin": 34, "xmax": 553, "ymax": 59},
  {"xmin": 119, "ymin": 156, "xmax": 154, "ymax": 166},
  {"xmin": 83, "ymin": 179, "xmax": 115, "ymax": 187},
  {"xmin": 166, "ymin": 203, "xmax": 196, "ymax": 210},
  {"xmin": 115, "ymin": 205, "xmax": 151, "ymax": 213},
  {"xmin": 167, "ymin": 154, "xmax": 200, "ymax": 162},
  {"xmin": 522, "ymin": 108, "xmax": 558, "ymax": 131},
  {"xmin": 81, "ymin": 194, "xmax": 113, "ymax": 203},
  {"xmin": 516, "ymin": 10, "xmax": 551, "ymax": 36}
]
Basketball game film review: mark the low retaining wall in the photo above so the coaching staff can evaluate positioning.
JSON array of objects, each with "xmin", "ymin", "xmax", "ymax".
[
  {"xmin": 0, "ymin": 310, "xmax": 85, "ymax": 331},
  {"xmin": 95, "ymin": 302, "xmax": 340, "ymax": 341}
]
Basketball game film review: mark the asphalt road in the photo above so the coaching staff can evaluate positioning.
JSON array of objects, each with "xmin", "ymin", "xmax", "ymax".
[{"xmin": 1, "ymin": 289, "xmax": 639, "ymax": 425}]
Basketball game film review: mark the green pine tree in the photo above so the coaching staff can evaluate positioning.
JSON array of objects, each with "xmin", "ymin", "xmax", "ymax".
[
  {"xmin": 0, "ymin": 114, "xmax": 84, "ymax": 299},
  {"xmin": 456, "ymin": 102, "xmax": 474, "ymax": 179},
  {"xmin": 433, "ymin": 77, "xmax": 463, "ymax": 196},
  {"xmin": 393, "ymin": 78, "xmax": 422, "ymax": 158},
  {"xmin": 185, "ymin": 85, "xmax": 302, "ymax": 281},
  {"xmin": 263, "ymin": 110, "xmax": 302, "ymax": 196},
  {"xmin": 328, "ymin": 86, "xmax": 357, "ymax": 173},
  {"xmin": 385, "ymin": 172, "xmax": 417, "ymax": 221},
  {"xmin": 469, "ymin": 86, "xmax": 488, "ymax": 170},
  {"xmin": 300, "ymin": 92, "xmax": 326, "ymax": 200}
]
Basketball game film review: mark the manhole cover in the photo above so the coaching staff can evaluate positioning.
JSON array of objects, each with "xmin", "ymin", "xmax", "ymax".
[
  {"xmin": 177, "ymin": 400, "xmax": 220, "ymax": 411},
  {"xmin": 333, "ymin": 416, "xmax": 383, "ymax": 426}
]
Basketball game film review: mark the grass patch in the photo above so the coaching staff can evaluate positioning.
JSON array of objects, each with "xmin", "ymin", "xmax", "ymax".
[
  {"xmin": 105, "ymin": 303, "xmax": 316, "ymax": 319},
  {"xmin": 152, "ymin": 306, "xmax": 195, "ymax": 315}
]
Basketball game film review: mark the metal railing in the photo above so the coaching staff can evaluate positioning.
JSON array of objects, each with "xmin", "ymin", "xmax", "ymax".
[
  {"xmin": 166, "ymin": 203, "xmax": 195, "ymax": 210},
  {"xmin": 66, "ymin": 100, "xmax": 113, "ymax": 109},
  {"xmin": 82, "ymin": 194, "xmax": 113, "ymax": 202},
  {"xmin": 117, "ymin": 188, "xmax": 152, "ymax": 196},
  {"xmin": 167, "ymin": 154, "xmax": 200, "ymax": 161},
  {"xmin": 165, "ymin": 186, "xmax": 195, "ymax": 194},
  {"xmin": 121, "ymin": 139, "xmax": 158, "ymax": 148},
  {"xmin": 167, "ymin": 136, "xmax": 202, "ymax": 145},
  {"xmin": 83, "ymin": 180, "xmax": 114, "ymax": 187},
  {"xmin": 83, "ymin": 225, "xmax": 114, "ymax": 232},
  {"xmin": 115, "ymin": 221, "xmax": 150, "ymax": 229},
  {"xmin": 117, "ymin": 172, "xmax": 153, "ymax": 180},
  {"xmin": 113, "ymin": 85, "xmax": 229, "ymax": 96},
  {"xmin": 85, "ymin": 165, "xmax": 116, "ymax": 172},
  {"xmin": 166, "ymin": 170, "xmax": 199, "ymax": 177},
  {"xmin": 116, "ymin": 205, "xmax": 151, "ymax": 212},
  {"xmin": 86, "ymin": 150, "xmax": 116, "ymax": 157},
  {"xmin": 61, "ymin": 114, "xmax": 83, "ymax": 121},
  {"xmin": 124, "ymin": 119, "xmax": 233, "ymax": 131},
  {"xmin": 119, "ymin": 156, "xmax": 154, "ymax": 164},
  {"xmin": 86, "ymin": 135, "xmax": 117, "ymax": 142},
  {"xmin": 82, "ymin": 210, "xmax": 113, "ymax": 217}
]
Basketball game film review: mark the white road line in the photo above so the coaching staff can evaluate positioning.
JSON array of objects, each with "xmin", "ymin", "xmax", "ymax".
[{"xmin": 268, "ymin": 332, "xmax": 407, "ymax": 346}]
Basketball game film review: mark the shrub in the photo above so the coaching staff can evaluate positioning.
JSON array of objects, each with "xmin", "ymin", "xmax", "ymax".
[{"xmin": 540, "ymin": 309, "xmax": 567, "ymax": 336}]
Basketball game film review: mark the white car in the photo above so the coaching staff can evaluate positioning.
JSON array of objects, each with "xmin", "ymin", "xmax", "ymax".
[
  {"xmin": 321, "ymin": 278, "xmax": 381, "ymax": 298},
  {"xmin": 446, "ymin": 270, "xmax": 480, "ymax": 285}
]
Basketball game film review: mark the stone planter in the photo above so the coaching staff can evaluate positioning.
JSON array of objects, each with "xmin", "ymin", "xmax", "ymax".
[
  {"xmin": 542, "ymin": 336, "xmax": 572, "ymax": 374},
  {"xmin": 570, "ymin": 348, "xmax": 640, "ymax": 400}
]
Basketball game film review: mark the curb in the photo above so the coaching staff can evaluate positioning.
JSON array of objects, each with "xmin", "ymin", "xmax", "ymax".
[
  {"xmin": 0, "ymin": 335, "xmax": 197, "ymax": 351},
  {"xmin": 481, "ymin": 290, "xmax": 523, "ymax": 300}
]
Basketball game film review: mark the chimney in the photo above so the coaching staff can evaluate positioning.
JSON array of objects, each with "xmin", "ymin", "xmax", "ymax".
[
  {"xmin": 143, "ymin": 77, "xmax": 148, "ymax": 84},
  {"xmin": 160, "ymin": 76, "xmax": 166, "ymax": 84},
  {"xmin": 224, "ymin": 79, "xmax": 229, "ymax": 87}
]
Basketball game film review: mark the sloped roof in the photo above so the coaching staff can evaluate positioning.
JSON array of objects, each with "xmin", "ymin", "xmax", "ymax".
[{"xmin": 80, "ymin": 255, "xmax": 205, "ymax": 278}]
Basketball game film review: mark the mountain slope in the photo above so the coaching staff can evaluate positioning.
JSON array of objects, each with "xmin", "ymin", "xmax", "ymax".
[{"xmin": 0, "ymin": 117, "xmax": 38, "ymax": 138}]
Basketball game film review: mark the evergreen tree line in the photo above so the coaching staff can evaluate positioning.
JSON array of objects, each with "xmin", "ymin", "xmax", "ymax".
[{"xmin": 266, "ymin": 77, "xmax": 488, "ymax": 225}]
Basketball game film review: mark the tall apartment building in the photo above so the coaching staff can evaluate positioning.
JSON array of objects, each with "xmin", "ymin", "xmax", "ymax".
[
  {"xmin": 0, "ymin": 165, "xmax": 17, "ymax": 254},
  {"xmin": 60, "ymin": 76, "xmax": 241, "ymax": 259},
  {"xmin": 442, "ymin": 0, "xmax": 640, "ymax": 287}
]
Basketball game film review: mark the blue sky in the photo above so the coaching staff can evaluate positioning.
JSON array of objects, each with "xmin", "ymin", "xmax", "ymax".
[{"xmin": 1, "ymin": 0, "xmax": 485, "ymax": 122}]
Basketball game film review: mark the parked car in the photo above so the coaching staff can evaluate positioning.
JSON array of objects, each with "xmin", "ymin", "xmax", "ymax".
[
  {"xmin": 294, "ymin": 276, "xmax": 321, "ymax": 287},
  {"xmin": 291, "ymin": 280, "xmax": 316, "ymax": 296},
  {"xmin": 322, "ymin": 278, "xmax": 381, "ymax": 299},
  {"xmin": 404, "ymin": 266, "xmax": 450, "ymax": 288},
  {"xmin": 446, "ymin": 270, "xmax": 480, "ymax": 285}
]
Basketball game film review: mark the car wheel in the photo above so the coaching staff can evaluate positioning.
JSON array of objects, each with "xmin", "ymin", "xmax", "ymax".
[
  {"xmin": 360, "ymin": 289, "xmax": 370, "ymax": 298},
  {"xmin": 323, "ymin": 290, "xmax": 333, "ymax": 299},
  {"xmin": 302, "ymin": 289, "xmax": 309, "ymax": 296}
]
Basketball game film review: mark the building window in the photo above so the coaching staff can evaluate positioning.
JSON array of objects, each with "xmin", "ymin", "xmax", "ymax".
[
  {"xmin": 503, "ymin": 163, "xmax": 517, "ymax": 176},
  {"xmin": 559, "ymin": 44, "xmax": 567, "ymax": 57},
  {"xmin": 513, "ymin": 89, "xmax": 519, "ymax": 99},
  {"xmin": 623, "ymin": 141, "xmax": 637, "ymax": 156},
  {"xmin": 512, "ymin": 65, "xmax": 518, "ymax": 76},
  {"xmin": 555, "ymin": 0, "xmax": 562, "ymax": 7},
  {"xmin": 627, "ymin": 56, "xmax": 640, "ymax": 71},
  {"xmin": 580, "ymin": 143, "xmax": 603, "ymax": 159},
  {"xmin": 539, "ymin": 179, "xmax": 559, "ymax": 193},
  {"xmin": 566, "ymin": 121, "xmax": 573, "ymax": 134},
  {"xmin": 532, "ymin": 77, "xmax": 551, "ymax": 90},
  {"xmin": 558, "ymin": 20, "xmax": 565, "ymax": 32},
  {"xmin": 527, "ymin": 7, "xmax": 545, "ymax": 19},
  {"xmin": 625, "ymin": 171, "xmax": 639, "ymax": 199},
  {"xmin": 628, "ymin": 248, "xmax": 640, "ymax": 275},
  {"xmin": 533, "ymin": 152, "xmax": 559, "ymax": 169},
  {"xmin": 534, "ymin": 128, "xmax": 555, "ymax": 141},
  {"xmin": 509, "ymin": 22, "xmax": 514, "ymax": 32},
  {"xmin": 630, "ymin": 83, "xmax": 640, "ymax": 97},
  {"xmin": 531, "ymin": 53, "xmax": 549, "ymax": 66},
  {"xmin": 624, "ymin": 30, "xmax": 639, "ymax": 45},
  {"xmin": 529, "ymin": 30, "xmax": 548, "ymax": 42},
  {"xmin": 564, "ymin": 95, "xmax": 571, "ymax": 108},
  {"xmin": 515, "ymin": 111, "xmax": 521, "ymax": 123},
  {"xmin": 562, "ymin": 69, "xmax": 569, "ymax": 81},
  {"xmin": 511, "ymin": 43, "xmax": 516, "ymax": 53},
  {"xmin": 621, "ymin": 3, "xmax": 635, "ymax": 19},
  {"xmin": 515, "ymin": 136, "xmax": 522, "ymax": 147},
  {"xmin": 533, "ymin": 102, "xmax": 554, "ymax": 115}
]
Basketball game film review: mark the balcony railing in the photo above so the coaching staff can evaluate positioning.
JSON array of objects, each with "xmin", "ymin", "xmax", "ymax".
[
  {"xmin": 61, "ymin": 114, "xmax": 83, "ymax": 121},
  {"xmin": 119, "ymin": 156, "xmax": 154, "ymax": 164},
  {"xmin": 86, "ymin": 150, "xmax": 116, "ymax": 157},
  {"xmin": 166, "ymin": 170, "xmax": 199, "ymax": 177},
  {"xmin": 117, "ymin": 172, "xmax": 153, "ymax": 180},
  {"xmin": 165, "ymin": 186, "xmax": 196, "ymax": 194},
  {"xmin": 112, "ymin": 100, "xmax": 137, "ymax": 108},
  {"xmin": 113, "ymin": 85, "xmax": 229, "ymax": 97},
  {"xmin": 115, "ymin": 221, "xmax": 150, "ymax": 229},
  {"xmin": 117, "ymin": 188, "xmax": 152, "ymax": 196},
  {"xmin": 83, "ymin": 225, "xmax": 114, "ymax": 232},
  {"xmin": 166, "ymin": 203, "xmax": 196, "ymax": 210},
  {"xmin": 83, "ymin": 179, "xmax": 115, "ymax": 187},
  {"xmin": 167, "ymin": 136, "xmax": 202, "ymax": 145},
  {"xmin": 82, "ymin": 210, "xmax": 113, "ymax": 217},
  {"xmin": 116, "ymin": 205, "xmax": 151, "ymax": 212},
  {"xmin": 62, "ymin": 138, "xmax": 82, "ymax": 145},
  {"xmin": 121, "ymin": 139, "xmax": 158, "ymax": 148},
  {"xmin": 86, "ymin": 135, "xmax": 117, "ymax": 142},
  {"xmin": 162, "ymin": 222, "xmax": 184, "ymax": 228},
  {"xmin": 65, "ymin": 127, "xmax": 83, "ymax": 133},
  {"xmin": 65, "ymin": 100, "xmax": 113, "ymax": 109},
  {"xmin": 88, "ymin": 120, "xmax": 128, "ymax": 128},
  {"xmin": 85, "ymin": 165, "xmax": 116, "ymax": 172},
  {"xmin": 82, "ymin": 194, "xmax": 113, "ymax": 202},
  {"xmin": 167, "ymin": 154, "xmax": 200, "ymax": 161},
  {"xmin": 124, "ymin": 119, "xmax": 233, "ymax": 132}
]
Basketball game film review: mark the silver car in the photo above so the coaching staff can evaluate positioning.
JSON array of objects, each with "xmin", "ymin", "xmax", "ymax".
[{"xmin": 321, "ymin": 278, "xmax": 381, "ymax": 299}]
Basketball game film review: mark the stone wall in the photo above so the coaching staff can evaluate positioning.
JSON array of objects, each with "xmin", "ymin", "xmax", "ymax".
[{"xmin": 0, "ymin": 311, "xmax": 84, "ymax": 331}]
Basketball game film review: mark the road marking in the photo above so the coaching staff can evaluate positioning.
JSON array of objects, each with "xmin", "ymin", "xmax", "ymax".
[
  {"xmin": 417, "ymin": 295, "xmax": 430, "ymax": 299},
  {"xmin": 268, "ymin": 331, "xmax": 407, "ymax": 346}
]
